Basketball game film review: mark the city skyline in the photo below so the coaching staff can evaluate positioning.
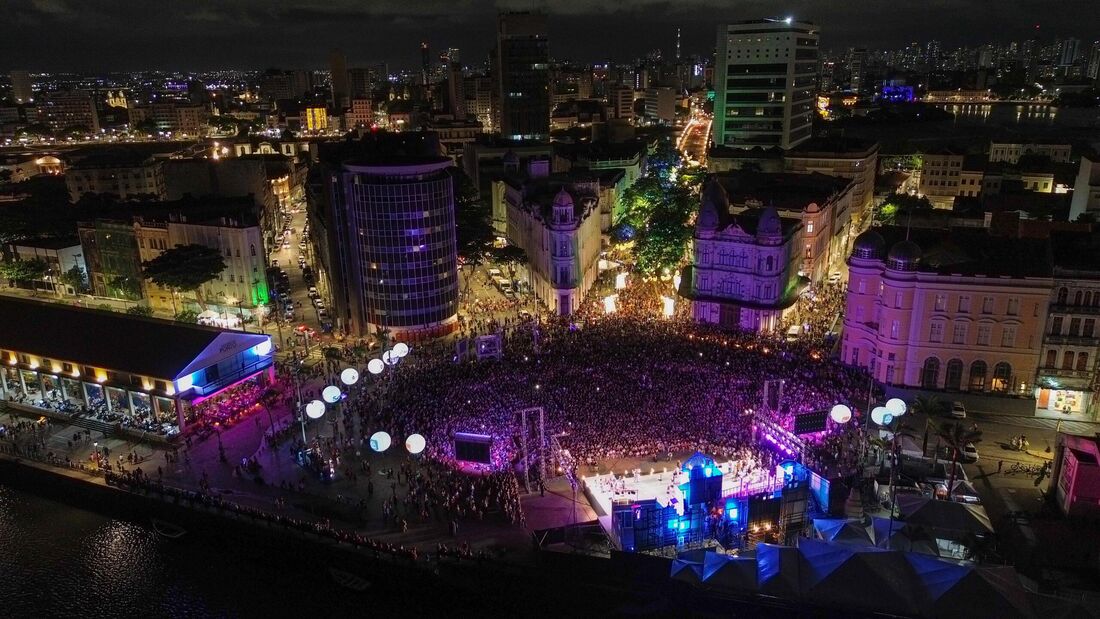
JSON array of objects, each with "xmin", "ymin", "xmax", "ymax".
[{"xmin": 3, "ymin": 0, "xmax": 1097, "ymax": 71}]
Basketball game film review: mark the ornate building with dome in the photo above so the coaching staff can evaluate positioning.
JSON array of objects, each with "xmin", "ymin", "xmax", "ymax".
[
  {"xmin": 678, "ymin": 180, "xmax": 806, "ymax": 332},
  {"xmin": 842, "ymin": 227, "xmax": 1053, "ymax": 395}
]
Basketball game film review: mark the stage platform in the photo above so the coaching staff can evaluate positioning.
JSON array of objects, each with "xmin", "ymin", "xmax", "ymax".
[{"xmin": 581, "ymin": 460, "xmax": 785, "ymax": 518}]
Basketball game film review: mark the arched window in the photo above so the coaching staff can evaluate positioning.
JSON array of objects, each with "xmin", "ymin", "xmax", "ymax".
[
  {"xmin": 920, "ymin": 357, "xmax": 941, "ymax": 389},
  {"xmin": 945, "ymin": 359, "xmax": 964, "ymax": 391},
  {"xmin": 250, "ymin": 244, "xmax": 256, "ymax": 257},
  {"xmin": 1077, "ymin": 352, "xmax": 1090, "ymax": 372},
  {"xmin": 992, "ymin": 362, "xmax": 1012, "ymax": 392},
  {"xmin": 1057, "ymin": 287, "xmax": 1068, "ymax": 304},
  {"xmin": 1063, "ymin": 351, "xmax": 1076, "ymax": 370},
  {"xmin": 1086, "ymin": 292, "xmax": 1093, "ymax": 307},
  {"xmin": 765, "ymin": 256, "xmax": 774, "ymax": 272},
  {"xmin": 1074, "ymin": 290, "xmax": 1083, "ymax": 305},
  {"xmin": 1046, "ymin": 349, "xmax": 1057, "ymax": 367},
  {"xmin": 968, "ymin": 361, "xmax": 987, "ymax": 391}
]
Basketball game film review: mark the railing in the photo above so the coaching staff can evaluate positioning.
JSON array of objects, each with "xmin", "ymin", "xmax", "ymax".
[{"xmin": 1044, "ymin": 334, "xmax": 1100, "ymax": 346}]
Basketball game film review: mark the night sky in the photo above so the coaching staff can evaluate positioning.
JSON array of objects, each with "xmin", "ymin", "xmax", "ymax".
[{"xmin": 3, "ymin": 0, "xmax": 1095, "ymax": 72}]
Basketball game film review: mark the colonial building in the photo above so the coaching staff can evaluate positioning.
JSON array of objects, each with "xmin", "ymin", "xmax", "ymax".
[
  {"xmin": 65, "ymin": 150, "xmax": 166, "ymax": 202},
  {"xmin": 679, "ymin": 180, "xmax": 805, "ymax": 332},
  {"xmin": 505, "ymin": 179, "xmax": 602, "ymax": 317},
  {"xmin": 1036, "ymin": 231, "xmax": 1100, "ymax": 417},
  {"xmin": 715, "ymin": 171, "xmax": 854, "ymax": 285},
  {"xmin": 0, "ymin": 297, "xmax": 274, "ymax": 437},
  {"xmin": 783, "ymin": 137, "xmax": 879, "ymax": 235},
  {"xmin": 842, "ymin": 227, "xmax": 1053, "ymax": 394}
]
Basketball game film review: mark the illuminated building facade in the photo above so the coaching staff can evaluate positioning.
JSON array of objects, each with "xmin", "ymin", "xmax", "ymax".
[
  {"xmin": 680, "ymin": 180, "xmax": 805, "ymax": 333},
  {"xmin": 497, "ymin": 11, "xmax": 550, "ymax": 140},
  {"xmin": 843, "ymin": 227, "xmax": 1052, "ymax": 394},
  {"xmin": 0, "ymin": 297, "xmax": 274, "ymax": 436},
  {"xmin": 502, "ymin": 174, "xmax": 602, "ymax": 316},
  {"xmin": 304, "ymin": 105, "xmax": 329, "ymax": 133},
  {"xmin": 714, "ymin": 19, "xmax": 818, "ymax": 149},
  {"xmin": 333, "ymin": 157, "xmax": 460, "ymax": 339}
]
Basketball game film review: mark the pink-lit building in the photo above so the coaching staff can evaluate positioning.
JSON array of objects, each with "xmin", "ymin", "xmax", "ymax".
[
  {"xmin": 842, "ymin": 227, "xmax": 1052, "ymax": 393},
  {"xmin": 1052, "ymin": 433, "xmax": 1100, "ymax": 518}
]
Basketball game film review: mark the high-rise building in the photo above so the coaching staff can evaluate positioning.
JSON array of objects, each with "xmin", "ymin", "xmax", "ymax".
[
  {"xmin": 607, "ymin": 83, "xmax": 635, "ymax": 120},
  {"xmin": 9, "ymin": 70, "xmax": 33, "ymax": 104},
  {"xmin": 1060, "ymin": 38, "xmax": 1082, "ymax": 67},
  {"xmin": 329, "ymin": 49, "xmax": 349, "ymax": 109},
  {"xmin": 36, "ymin": 91, "xmax": 100, "ymax": 133},
  {"xmin": 446, "ymin": 62, "xmax": 465, "ymax": 118},
  {"xmin": 714, "ymin": 19, "xmax": 818, "ymax": 150},
  {"xmin": 314, "ymin": 134, "xmax": 460, "ymax": 338},
  {"xmin": 421, "ymin": 42, "xmax": 432, "ymax": 85},
  {"xmin": 1088, "ymin": 42, "xmax": 1100, "ymax": 83},
  {"xmin": 849, "ymin": 48, "xmax": 867, "ymax": 93},
  {"xmin": 496, "ymin": 11, "xmax": 550, "ymax": 141}
]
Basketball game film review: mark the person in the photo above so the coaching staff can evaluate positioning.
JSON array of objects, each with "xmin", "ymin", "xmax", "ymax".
[{"xmin": 997, "ymin": 460, "xmax": 1003, "ymax": 474}]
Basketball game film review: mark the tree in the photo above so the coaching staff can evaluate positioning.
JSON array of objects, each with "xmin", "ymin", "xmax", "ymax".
[
  {"xmin": 126, "ymin": 305, "xmax": 154, "ymax": 317},
  {"xmin": 934, "ymin": 421, "xmax": 983, "ymax": 497},
  {"xmin": 58, "ymin": 265, "xmax": 88, "ymax": 294},
  {"xmin": 453, "ymin": 171, "xmax": 495, "ymax": 296},
  {"xmin": 107, "ymin": 275, "xmax": 142, "ymax": 301},
  {"xmin": 491, "ymin": 245, "xmax": 527, "ymax": 282},
  {"xmin": 174, "ymin": 309, "xmax": 199, "ymax": 324},
  {"xmin": 0, "ymin": 258, "xmax": 48, "ymax": 293},
  {"xmin": 142, "ymin": 243, "xmax": 227, "ymax": 310},
  {"xmin": 133, "ymin": 118, "xmax": 158, "ymax": 135}
]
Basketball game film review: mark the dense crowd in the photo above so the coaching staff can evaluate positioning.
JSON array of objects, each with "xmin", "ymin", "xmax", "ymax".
[{"xmin": 359, "ymin": 314, "xmax": 870, "ymax": 483}]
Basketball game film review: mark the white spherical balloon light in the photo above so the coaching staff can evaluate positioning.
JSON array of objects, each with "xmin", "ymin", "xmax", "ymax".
[
  {"xmin": 340, "ymin": 368, "xmax": 360, "ymax": 386},
  {"xmin": 885, "ymin": 398, "xmax": 907, "ymax": 417},
  {"xmin": 305, "ymin": 400, "xmax": 326, "ymax": 420},
  {"xmin": 829, "ymin": 404, "xmax": 852, "ymax": 424},
  {"xmin": 369, "ymin": 431, "xmax": 392, "ymax": 452},
  {"xmin": 322, "ymin": 385, "xmax": 342, "ymax": 403},
  {"xmin": 367, "ymin": 358, "xmax": 385, "ymax": 375},
  {"xmin": 405, "ymin": 433, "xmax": 426, "ymax": 455},
  {"xmin": 392, "ymin": 342, "xmax": 410, "ymax": 358},
  {"xmin": 870, "ymin": 406, "xmax": 890, "ymax": 426}
]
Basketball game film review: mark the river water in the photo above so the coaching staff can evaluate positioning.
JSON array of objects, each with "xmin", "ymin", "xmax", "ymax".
[{"xmin": 0, "ymin": 484, "xmax": 413, "ymax": 618}]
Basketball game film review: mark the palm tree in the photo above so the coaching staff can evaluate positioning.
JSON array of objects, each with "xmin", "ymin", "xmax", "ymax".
[
  {"xmin": 911, "ymin": 395, "xmax": 948, "ymax": 457},
  {"xmin": 934, "ymin": 421, "xmax": 983, "ymax": 497}
]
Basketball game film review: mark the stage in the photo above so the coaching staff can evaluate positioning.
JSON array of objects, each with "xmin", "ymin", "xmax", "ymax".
[{"xmin": 581, "ymin": 459, "xmax": 785, "ymax": 518}]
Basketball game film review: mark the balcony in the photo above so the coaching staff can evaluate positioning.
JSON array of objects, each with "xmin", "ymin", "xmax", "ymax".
[
  {"xmin": 1045, "ymin": 334, "xmax": 1100, "ymax": 346},
  {"xmin": 1037, "ymin": 367, "xmax": 1094, "ymax": 380},
  {"xmin": 1050, "ymin": 304, "xmax": 1100, "ymax": 315}
]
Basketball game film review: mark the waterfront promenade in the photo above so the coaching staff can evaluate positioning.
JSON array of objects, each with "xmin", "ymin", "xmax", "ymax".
[{"xmin": 0, "ymin": 395, "xmax": 595, "ymax": 564}]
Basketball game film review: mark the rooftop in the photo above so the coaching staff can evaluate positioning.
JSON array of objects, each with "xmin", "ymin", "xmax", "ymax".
[
  {"xmin": 715, "ymin": 171, "xmax": 851, "ymax": 211},
  {"xmin": 786, "ymin": 136, "xmax": 879, "ymax": 157},
  {"xmin": 0, "ymin": 297, "xmax": 255, "ymax": 380},
  {"xmin": 870, "ymin": 226, "xmax": 1053, "ymax": 278}
]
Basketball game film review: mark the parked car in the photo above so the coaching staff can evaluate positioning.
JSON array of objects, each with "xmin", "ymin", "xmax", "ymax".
[
  {"xmin": 961, "ymin": 442, "xmax": 979, "ymax": 463},
  {"xmin": 950, "ymin": 401, "xmax": 967, "ymax": 419}
]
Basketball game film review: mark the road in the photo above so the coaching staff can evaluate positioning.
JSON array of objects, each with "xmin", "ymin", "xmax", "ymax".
[{"xmin": 677, "ymin": 113, "xmax": 712, "ymax": 166}]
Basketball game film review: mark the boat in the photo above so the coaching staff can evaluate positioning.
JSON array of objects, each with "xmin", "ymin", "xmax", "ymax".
[
  {"xmin": 151, "ymin": 518, "xmax": 187, "ymax": 539},
  {"xmin": 329, "ymin": 567, "xmax": 371, "ymax": 592}
]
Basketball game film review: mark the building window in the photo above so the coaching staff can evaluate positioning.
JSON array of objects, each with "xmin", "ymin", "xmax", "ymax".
[
  {"xmin": 1051, "ymin": 316, "xmax": 1063, "ymax": 335},
  {"xmin": 1078, "ymin": 353, "xmax": 1090, "ymax": 372},
  {"xmin": 806, "ymin": 221, "xmax": 814, "ymax": 234},
  {"xmin": 968, "ymin": 360, "xmax": 987, "ymax": 391},
  {"xmin": 982, "ymin": 297, "xmax": 993, "ymax": 314},
  {"xmin": 894, "ymin": 292, "xmax": 902, "ymax": 308},
  {"xmin": 977, "ymin": 324, "xmax": 991, "ymax": 346},
  {"xmin": 952, "ymin": 322, "xmax": 968, "ymax": 344},
  {"xmin": 1045, "ymin": 349, "xmax": 1057, "ymax": 367},
  {"xmin": 250, "ymin": 244, "xmax": 256, "ymax": 257},
  {"xmin": 1007, "ymin": 297, "xmax": 1019, "ymax": 316},
  {"xmin": 1001, "ymin": 326, "xmax": 1017, "ymax": 348},
  {"xmin": 1062, "ymin": 351, "xmax": 1076, "ymax": 370},
  {"xmin": 1057, "ymin": 287, "xmax": 1068, "ymax": 304},
  {"xmin": 929, "ymin": 322, "xmax": 944, "ymax": 343},
  {"xmin": 890, "ymin": 320, "xmax": 900, "ymax": 339},
  {"xmin": 945, "ymin": 359, "xmax": 963, "ymax": 390},
  {"xmin": 934, "ymin": 294, "xmax": 946, "ymax": 311},
  {"xmin": 1084, "ymin": 319, "xmax": 1095, "ymax": 338},
  {"xmin": 857, "ymin": 280, "xmax": 865, "ymax": 294},
  {"xmin": 992, "ymin": 362, "xmax": 1012, "ymax": 392},
  {"xmin": 958, "ymin": 296, "xmax": 970, "ymax": 313},
  {"xmin": 920, "ymin": 357, "xmax": 940, "ymax": 388},
  {"xmin": 1074, "ymin": 290, "xmax": 1083, "ymax": 305}
]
